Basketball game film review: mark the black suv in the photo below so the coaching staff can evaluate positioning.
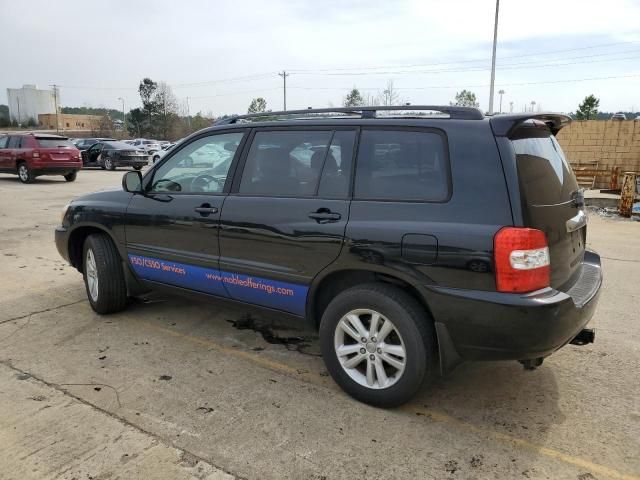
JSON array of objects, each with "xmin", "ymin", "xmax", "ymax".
[{"xmin": 55, "ymin": 106, "xmax": 602, "ymax": 407}]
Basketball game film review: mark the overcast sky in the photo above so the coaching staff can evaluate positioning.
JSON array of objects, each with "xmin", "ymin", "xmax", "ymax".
[{"xmin": 1, "ymin": 0, "xmax": 639, "ymax": 116}]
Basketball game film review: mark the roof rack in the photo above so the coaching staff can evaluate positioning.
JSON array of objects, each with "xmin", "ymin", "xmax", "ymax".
[{"xmin": 213, "ymin": 105, "xmax": 484, "ymax": 125}]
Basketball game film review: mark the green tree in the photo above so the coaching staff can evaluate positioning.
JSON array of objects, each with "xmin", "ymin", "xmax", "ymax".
[
  {"xmin": 139, "ymin": 78, "xmax": 159, "ymax": 134},
  {"xmin": 451, "ymin": 90, "xmax": 479, "ymax": 107},
  {"xmin": 575, "ymin": 95, "xmax": 600, "ymax": 120},
  {"xmin": 247, "ymin": 97, "xmax": 267, "ymax": 114},
  {"xmin": 343, "ymin": 88, "xmax": 364, "ymax": 107},
  {"xmin": 126, "ymin": 108, "xmax": 145, "ymax": 137}
]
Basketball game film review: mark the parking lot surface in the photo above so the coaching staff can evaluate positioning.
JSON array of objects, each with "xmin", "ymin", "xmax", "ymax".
[{"xmin": 0, "ymin": 170, "xmax": 638, "ymax": 480}]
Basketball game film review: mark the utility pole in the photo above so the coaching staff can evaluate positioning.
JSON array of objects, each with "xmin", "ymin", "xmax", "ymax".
[
  {"xmin": 16, "ymin": 97, "xmax": 21, "ymax": 126},
  {"xmin": 278, "ymin": 71, "xmax": 289, "ymax": 111},
  {"xmin": 186, "ymin": 97, "xmax": 191, "ymax": 130},
  {"xmin": 509, "ymin": 101, "xmax": 514, "ymax": 113},
  {"xmin": 118, "ymin": 97, "xmax": 126, "ymax": 133},
  {"xmin": 498, "ymin": 89, "xmax": 505, "ymax": 113},
  {"xmin": 531, "ymin": 100, "xmax": 536, "ymax": 113},
  {"xmin": 488, "ymin": 0, "xmax": 500, "ymax": 115},
  {"xmin": 50, "ymin": 84, "xmax": 59, "ymax": 133}
]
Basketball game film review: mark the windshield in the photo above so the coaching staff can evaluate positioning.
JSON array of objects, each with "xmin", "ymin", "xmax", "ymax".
[{"xmin": 36, "ymin": 138, "xmax": 75, "ymax": 148}]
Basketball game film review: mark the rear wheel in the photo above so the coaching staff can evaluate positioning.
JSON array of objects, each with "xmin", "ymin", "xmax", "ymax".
[
  {"xmin": 82, "ymin": 233, "xmax": 127, "ymax": 314},
  {"xmin": 17, "ymin": 162, "xmax": 35, "ymax": 183},
  {"xmin": 319, "ymin": 283, "xmax": 436, "ymax": 407},
  {"xmin": 104, "ymin": 157, "xmax": 116, "ymax": 171},
  {"xmin": 64, "ymin": 171, "xmax": 77, "ymax": 182}
]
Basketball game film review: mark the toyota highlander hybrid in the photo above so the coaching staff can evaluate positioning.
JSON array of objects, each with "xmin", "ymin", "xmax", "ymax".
[{"xmin": 55, "ymin": 106, "xmax": 602, "ymax": 407}]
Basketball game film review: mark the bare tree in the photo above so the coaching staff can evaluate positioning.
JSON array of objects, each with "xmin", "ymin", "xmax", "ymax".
[
  {"xmin": 154, "ymin": 82, "xmax": 179, "ymax": 139},
  {"xmin": 380, "ymin": 80, "xmax": 401, "ymax": 106}
]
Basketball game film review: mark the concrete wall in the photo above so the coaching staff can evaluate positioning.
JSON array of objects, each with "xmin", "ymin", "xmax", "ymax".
[
  {"xmin": 557, "ymin": 120, "xmax": 640, "ymax": 189},
  {"xmin": 7, "ymin": 85, "xmax": 57, "ymax": 124}
]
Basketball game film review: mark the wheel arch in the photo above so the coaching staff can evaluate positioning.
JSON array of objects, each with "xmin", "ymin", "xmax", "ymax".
[
  {"xmin": 306, "ymin": 267, "xmax": 436, "ymax": 330},
  {"xmin": 67, "ymin": 223, "xmax": 120, "ymax": 272}
]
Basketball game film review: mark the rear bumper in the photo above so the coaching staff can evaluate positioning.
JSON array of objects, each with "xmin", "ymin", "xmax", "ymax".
[
  {"xmin": 115, "ymin": 158, "xmax": 148, "ymax": 167},
  {"xmin": 428, "ymin": 250, "xmax": 602, "ymax": 362},
  {"xmin": 33, "ymin": 166, "xmax": 80, "ymax": 176}
]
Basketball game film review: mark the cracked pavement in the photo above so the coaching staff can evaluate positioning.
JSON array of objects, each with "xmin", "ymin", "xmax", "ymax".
[{"xmin": 0, "ymin": 170, "xmax": 638, "ymax": 480}]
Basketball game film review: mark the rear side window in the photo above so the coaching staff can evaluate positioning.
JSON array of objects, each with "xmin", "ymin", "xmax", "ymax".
[
  {"xmin": 354, "ymin": 129, "xmax": 449, "ymax": 201},
  {"xmin": 7, "ymin": 136, "xmax": 21, "ymax": 148},
  {"xmin": 239, "ymin": 130, "xmax": 333, "ymax": 196},
  {"xmin": 36, "ymin": 138, "xmax": 75, "ymax": 148}
]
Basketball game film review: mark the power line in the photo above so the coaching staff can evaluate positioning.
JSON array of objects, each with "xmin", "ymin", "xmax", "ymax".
[
  {"xmin": 288, "ymin": 39, "xmax": 640, "ymax": 73},
  {"xmin": 287, "ymin": 73, "xmax": 640, "ymax": 91},
  {"xmin": 288, "ymin": 52, "xmax": 640, "ymax": 76}
]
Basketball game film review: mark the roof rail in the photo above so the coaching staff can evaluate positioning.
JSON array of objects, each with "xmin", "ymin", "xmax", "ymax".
[{"xmin": 213, "ymin": 105, "xmax": 484, "ymax": 125}]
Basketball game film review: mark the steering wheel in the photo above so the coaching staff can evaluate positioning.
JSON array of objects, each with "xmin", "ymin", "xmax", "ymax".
[{"xmin": 191, "ymin": 174, "xmax": 223, "ymax": 192}]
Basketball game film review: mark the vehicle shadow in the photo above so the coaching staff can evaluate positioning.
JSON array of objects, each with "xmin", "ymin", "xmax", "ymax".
[
  {"xmin": 413, "ymin": 359, "xmax": 564, "ymax": 445},
  {"xmin": 0, "ymin": 176, "xmax": 66, "ymax": 184}
]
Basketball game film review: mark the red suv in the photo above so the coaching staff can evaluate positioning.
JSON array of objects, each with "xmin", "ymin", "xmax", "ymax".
[{"xmin": 0, "ymin": 133, "xmax": 82, "ymax": 183}]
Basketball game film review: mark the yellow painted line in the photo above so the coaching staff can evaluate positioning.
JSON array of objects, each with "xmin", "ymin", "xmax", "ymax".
[{"xmin": 141, "ymin": 321, "xmax": 639, "ymax": 480}]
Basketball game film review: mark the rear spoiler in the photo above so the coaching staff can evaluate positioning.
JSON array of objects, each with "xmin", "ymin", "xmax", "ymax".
[{"xmin": 489, "ymin": 113, "xmax": 571, "ymax": 137}]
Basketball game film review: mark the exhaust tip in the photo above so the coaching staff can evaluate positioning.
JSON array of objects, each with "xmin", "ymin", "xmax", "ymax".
[{"xmin": 570, "ymin": 328, "xmax": 596, "ymax": 346}]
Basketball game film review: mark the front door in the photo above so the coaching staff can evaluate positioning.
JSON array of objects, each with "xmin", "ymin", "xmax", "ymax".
[
  {"xmin": 218, "ymin": 128, "xmax": 356, "ymax": 315},
  {"xmin": 125, "ymin": 130, "xmax": 247, "ymax": 297},
  {"xmin": 83, "ymin": 142, "xmax": 103, "ymax": 166}
]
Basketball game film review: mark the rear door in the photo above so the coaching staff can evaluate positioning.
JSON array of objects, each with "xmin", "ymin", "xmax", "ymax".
[
  {"xmin": 218, "ymin": 128, "xmax": 356, "ymax": 315},
  {"xmin": 509, "ymin": 121, "xmax": 584, "ymax": 288}
]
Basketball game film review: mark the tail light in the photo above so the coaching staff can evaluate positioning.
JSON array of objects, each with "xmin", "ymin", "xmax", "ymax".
[{"xmin": 494, "ymin": 227, "xmax": 550, "ymax": 293}]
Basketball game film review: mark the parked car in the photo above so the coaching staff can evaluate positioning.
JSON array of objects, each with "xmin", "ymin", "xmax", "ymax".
[
  {"xmin": 0, "ymin": 133, "xmax": 81, "ymax": 183},
  {"xmin": 152, "ymin": 142, "xmax": 176, "ymax": 163},
  {"xmin": 81, "ymin": 140, "xmax": 149, "ymax": 170},
  {"xmin": 55, "ymin": 106, "xmax": 602, "ymax": 407},
  {"xmin": 130, "ymin": 139, "xmax": 162, "ymax": 154},
  {"xmin": 611, "ymin": 112, "xmax": 626, "ymax": 120},
  {"xmin": 75, "ymin": 137, "xmax": 116, "ymax": 151}
]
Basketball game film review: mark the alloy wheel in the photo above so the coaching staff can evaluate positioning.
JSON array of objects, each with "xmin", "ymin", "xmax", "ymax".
[
  {"xmin": 85, "ymin": 249, "xmax": 99, "ymax": 301},
  {"xmin": 18, "ymin": 164, "xmax": 29, "ymax": 182},
  {"xmin": 334, "ymin": 308, "xmax": 406, "ymax": 389}
]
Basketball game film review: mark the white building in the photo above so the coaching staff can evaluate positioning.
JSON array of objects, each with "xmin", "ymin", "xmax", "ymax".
[{"xmin": 7, "ymin": 84, "xmax": 58, "ymax": 125}]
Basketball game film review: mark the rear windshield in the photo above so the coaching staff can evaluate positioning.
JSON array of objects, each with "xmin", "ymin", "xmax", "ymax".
[
  {"xmin": 511, "ymin": 126, "xmax": 577, "ymax": 205},
  {"xmin": 36, "ymin": 138, "xmax": 75, "ymax": 148}
]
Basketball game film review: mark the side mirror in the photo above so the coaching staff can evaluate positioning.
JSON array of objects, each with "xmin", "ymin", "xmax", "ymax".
[{"xmin": 122, "ymin": 170, "xmax": 143, "ymax": 193}]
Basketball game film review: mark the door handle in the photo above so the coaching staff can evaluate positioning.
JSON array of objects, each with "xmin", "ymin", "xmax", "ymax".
[
  {"xmin": 308, "ymin": 209, "xmax": 341, "ymax": 223},
  {"xmin": 194, "ymin": 204, "xmax": 218, "ymax": 215}
]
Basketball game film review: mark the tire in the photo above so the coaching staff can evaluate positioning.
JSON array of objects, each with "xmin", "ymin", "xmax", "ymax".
[
  {"xmin": 82, "ymin": 233, "xmax": 128, "ymax": 314},
  {"xmin": 153, "ymin": 155, "xmax": 160, "ymax": 163},
  {"xmin": 133, "ymin": 165, "xmax": 142, "ymax": 171},
  {"xmin": 17, "ymin": 162, "xmax": 35, "ymax": 183},
  {"xmin": 104, "ymin": 157, "xmax": 116, "ymax": 171},
  {"xmin": 319, "ymin": 283, "xmax": 436, "ymax": 408},
  {"xmin": 64, "ymin": 171, "xmax": 77, "ymax": 182}
]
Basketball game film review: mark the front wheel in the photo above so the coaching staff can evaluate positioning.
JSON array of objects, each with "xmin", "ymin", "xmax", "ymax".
[
  {"xmin": 319, "ymin": 283, "xmax": 436, "ymax": 407},
  {"xmin": 83, "ymin": 234, "xmax": 128, "ymax": 314},
  {"xmin": 153, "ymin": 155, "xmax": 160, "ymax": 163},
  {"xmin": 64, "ymin": 171, "xmax": 77, "ymax": 182},
  {"xmin": 133, "ymin": 165, "xmax": 142, "ymax": 171}
]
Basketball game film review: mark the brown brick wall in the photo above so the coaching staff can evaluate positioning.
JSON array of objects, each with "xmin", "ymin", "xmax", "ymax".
[{"xmin": 557, "ymin": 120, "xmax": 640, "ymax": 188}]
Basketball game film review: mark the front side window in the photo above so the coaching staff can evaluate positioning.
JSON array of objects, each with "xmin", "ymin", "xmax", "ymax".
[
  {"xmin": 150, "ymin": 132, "xmax": 244, "ymax": 194},
  {"xmin": 354, "ymin": 129, "xmax": 449, "ymax": 202},
  {"xmin": 0, "ymin": 136, "xmax": 8, "ymax": 149},
  {"xmin": 239, "ymin": 130, "xmax": 333, "ymax": 196}
]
